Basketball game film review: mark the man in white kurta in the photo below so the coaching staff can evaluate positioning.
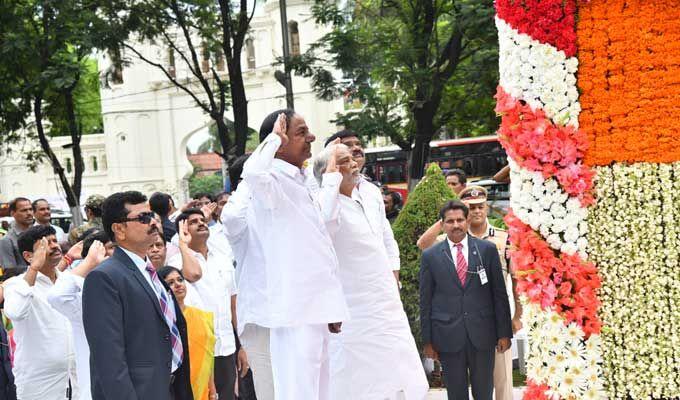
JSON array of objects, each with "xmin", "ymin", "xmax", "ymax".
[
  {"xmin": 47, "ymin": 239, "xmax": 109, "ymax": 400},
  {"xmin": 237, "ymin": 111, "xmax": 349, "ymax": 400},
  {"xmin": 3, "ymin": 226, "xmax": 77, "ymax": 400},
  {"xmin": 222, "ymin": 178, "xmax": 276, "ymax": 400},
  {"xmin": 314, "ymin": 145, "xmax": 429, "ymax": 400}
]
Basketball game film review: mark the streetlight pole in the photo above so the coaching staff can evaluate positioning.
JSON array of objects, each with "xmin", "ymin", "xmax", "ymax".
[{"xmin": 279, "ymin": 0, "xmax": 295, "ymax": 109}]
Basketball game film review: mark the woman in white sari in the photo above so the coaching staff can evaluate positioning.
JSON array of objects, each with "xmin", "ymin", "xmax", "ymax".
[{"xmin": 313, "ymin": 143, "xmax": 428, "ymax": 400}]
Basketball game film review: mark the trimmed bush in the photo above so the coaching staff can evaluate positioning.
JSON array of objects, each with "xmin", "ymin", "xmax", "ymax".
[{"xmin": 393, "ymin": 163, "xmax": 456, "ymax": 349}]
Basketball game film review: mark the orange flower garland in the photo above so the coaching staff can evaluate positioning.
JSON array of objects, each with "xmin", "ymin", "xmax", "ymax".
[{"xmin": 578, "ymin": 0, "xmax": 680, "ymax": 166}]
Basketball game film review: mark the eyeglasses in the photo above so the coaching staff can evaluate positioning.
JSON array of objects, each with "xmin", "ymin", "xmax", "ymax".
[{"xmin": 117, "ymin": 211, "xmax": 156, "ymax": 225}]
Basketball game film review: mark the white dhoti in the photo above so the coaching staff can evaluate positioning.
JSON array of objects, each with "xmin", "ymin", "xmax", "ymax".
[
  {"xmin": 325, "ymin": 195, "xmax": 429, "ymax": 400},
  {"xmin": 270, "ymin": 324, "xmax": 331, "ymax": 400},
  {"xmin": 241, "ymin": 323, "xmax": 276, "ymax": 400}
]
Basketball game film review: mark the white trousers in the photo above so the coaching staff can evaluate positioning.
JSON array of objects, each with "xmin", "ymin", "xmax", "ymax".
[
  {"xmin": 241, "ymin": 324, "xmax": 276, "ymax": 400},
  {"xmin": 493, "ymin": 347, "xmax": 513, "ymax": 400},
  {"xmin": 270, "ymin": 324, "xmax": 331, "ymax": 400}
]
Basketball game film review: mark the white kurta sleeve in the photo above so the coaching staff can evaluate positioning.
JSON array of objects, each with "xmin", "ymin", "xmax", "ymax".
[
  {"xmin": 3, "ymin": 277, "xmax": 35, "ymax": 321},
  {"xmin": 373, "ymin": 185, "xmax": 401, "ymax": 270},
  {"xmin": 46, "ymin": 272, "xmax": 85, "ymax": 323},
  {"xmin": 242, "ymin": 133, "xmax": 283, "ymax": 210},
  {"xmin": 382, "ymin": 218, "xmax": 401, "ymax": 270},
  {"xmin": 318, "ymin": 172, "xmax": 343, "ymax": 236},
  {"xmin": 221, "ymin": 182, "xmax": 251, "ymax": 242}
]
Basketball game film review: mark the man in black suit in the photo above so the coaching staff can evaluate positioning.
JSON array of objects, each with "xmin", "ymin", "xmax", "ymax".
[
  {"xmin": 82, "ymin": 191, "xmax": 192, "ymax": 400},
  {"xmin": 419, "ymin": 201, "xmax": 512, "ymax": 400}
]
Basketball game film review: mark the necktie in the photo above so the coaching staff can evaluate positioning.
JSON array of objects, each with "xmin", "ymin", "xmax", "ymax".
[
  {"xmin": 146, "ymin": 262, "xmax": 183, "ymax": 371},
  {"xmin": 455, "ymin": 243, "xmax": 467, "ymax": 286}
]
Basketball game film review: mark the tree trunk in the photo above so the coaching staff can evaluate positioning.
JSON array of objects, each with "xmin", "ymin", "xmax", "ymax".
[
  {"xmin": 33, "ymin": 96, "xmax": 84, "ymax": 226},
  {"xmin": 214, "ymin": 116, "xmax": 231, "ymax": 160},
  {"xmin": 408, "ymin": 104, "xmax": 437, "ymax": 190},
  {"xmin": 64, "ymin": 90, "xmax": 84, "ymax": 203},
  {"xmin": 228, "ymin": 58, "xmax": 249, "ymax": 156}
]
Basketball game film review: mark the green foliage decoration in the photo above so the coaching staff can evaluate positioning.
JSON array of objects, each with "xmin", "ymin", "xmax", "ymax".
[{"xmin": 392, "ymin": 163, "xmax": 456, "ymax": 349}]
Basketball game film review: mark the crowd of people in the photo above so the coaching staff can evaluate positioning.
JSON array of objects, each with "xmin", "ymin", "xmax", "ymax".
[{"xmin": 0, "ymin": 109, "xmax": 519, "ymax": 400}]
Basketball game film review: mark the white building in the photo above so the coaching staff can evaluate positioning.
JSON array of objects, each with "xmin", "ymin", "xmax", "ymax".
[{"xmin": 0, "ymin": 0, "xmax": 346, "ymax": 206}]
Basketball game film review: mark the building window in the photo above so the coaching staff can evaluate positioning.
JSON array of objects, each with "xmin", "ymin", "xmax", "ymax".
[
  {"xmin": 214, "ymin": 51, "xmax": 225, "ymax": 71},
  {"xmin": 66, "ymin": 158, "xmax": 72, "ymax": 173},
  {"xmin": 246, "ymin": 38, "xmax": 256, "ymax": 69},
  {"xmin": 201, "ymin": 44, "xmax": 210, "ymax": 73},
  {"xmin": 288, "ymin": 21, "xmax": 300, "ymax": 56},
  {"xmin": 101, "ymin": 155, "xmax": 108, "ymax": 170},
  {"xmin": 168, "ymin": 48, "xmax": 176, "ymax": 78},
  {"xmin": 91, "ymin": 156, "xmax": 98, "ymax": 172}
]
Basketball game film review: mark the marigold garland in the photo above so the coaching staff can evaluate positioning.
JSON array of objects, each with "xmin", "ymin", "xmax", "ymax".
[
  {"xmin": 578, "ymin": 0, "xmax": 680, "ymax": 165},
  {"xmin": 496, "ymin": 0, "xmax": 578, "ymax": 57}
]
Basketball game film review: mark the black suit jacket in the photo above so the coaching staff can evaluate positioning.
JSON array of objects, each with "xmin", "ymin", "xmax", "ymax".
[
  {"xmin": 419, "ymin": 235, "xmax": 512, "ymax": 353},
  {"xmin": 82, "ymin": 247, "xmax": 193, "ymax": 400}
]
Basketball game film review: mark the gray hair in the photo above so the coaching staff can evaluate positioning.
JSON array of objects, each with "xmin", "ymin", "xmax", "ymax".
[{"xmin": 312, "ymin": 143, "xmax": 348, "ymax": 185}]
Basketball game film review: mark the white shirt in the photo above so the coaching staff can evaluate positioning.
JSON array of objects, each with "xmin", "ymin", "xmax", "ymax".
[
  {"xmin": 352, "ymin": 178, "xmax": 401, "ymax": 270},
  {"xmin": 3, "ymin": 271, "xmax": 77, "ymax": 400},
  {"xmin": 47, "ymin": 272, "xmax": 92, "ymax": 400},
  {"xmin": 167, "ymin": 244, "xmax": 238, "ymax": 356},
  {"xmin": 446, "ymin": 234, "xmax": 469, "ymax": 268},
  {"xmin": 234, "ymin": 133, "xmax": 349, "ymax": 328},
  {"xmin": 221, "ymin": 181, "xmax": 269, "ymax": 334}
]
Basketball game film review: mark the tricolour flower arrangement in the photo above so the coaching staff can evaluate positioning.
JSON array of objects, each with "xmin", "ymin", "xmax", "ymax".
[
  {"xmin": 497, "ymin": 0, "xmax": 680, "ymax": 398},
  {"xmin": 578, "ymin": 1, "xmax": 680, "ymax": 397},
  {"xmin": 494, "ymin": 0, "xmax": 604, "ymax": 398}
]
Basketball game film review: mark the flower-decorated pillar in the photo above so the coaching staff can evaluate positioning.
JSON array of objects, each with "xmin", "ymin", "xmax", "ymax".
[
  {"xmin": 495, "ymin": 0, "xmax": 680, "ymax": 398},
  {"xmin": 494, "ymin": 0, "xmax": 604, "ymax": 398}
]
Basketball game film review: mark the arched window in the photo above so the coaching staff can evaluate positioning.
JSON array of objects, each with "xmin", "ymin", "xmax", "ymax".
[
  {"xmin": 91, "ymin": 156, "xmax": 98, "ymax": 172},
  {"xmin": 201, "ymin": 44, "xmax": 210, "ymax": 73},
  {"xmin": 66, "ymin": 158, "xmax": 72, "ymax": 173},
  {"xmin": 101, "ymin": 155, "xmax": 108, "ymax": 170},
  {"xmin": 288, "ymin": 21, "xmax": 300, "ymax": 56},
  {"xmin": 246, "ymin": 38, "xmax": 256, "ymax": 69}
]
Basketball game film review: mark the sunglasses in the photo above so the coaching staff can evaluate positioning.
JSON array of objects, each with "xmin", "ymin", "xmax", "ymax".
[{"xmin": 117, "ymin": 211, "xmax": 156, "ymax": 225}]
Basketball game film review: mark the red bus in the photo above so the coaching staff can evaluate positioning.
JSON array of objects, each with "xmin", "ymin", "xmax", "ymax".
[{"xmin": 363, "ymin": 135, "xmax": 508, "ymax": 201}]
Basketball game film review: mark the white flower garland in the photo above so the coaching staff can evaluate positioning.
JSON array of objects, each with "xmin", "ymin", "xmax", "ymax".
[
  {"xmin": 522, "ymin": 300, "xmax": 606, "ymax": 399},
  {"xmin": 508, "ymin": 159, "xmax": 588, "ymax": 258},
  {"xmin": 496, "ymin": 17, "xmax": 580, "ymax": 127},
  {"xmin": 588, "ymin": 162, "xmax": 680, "ymax": 399}
]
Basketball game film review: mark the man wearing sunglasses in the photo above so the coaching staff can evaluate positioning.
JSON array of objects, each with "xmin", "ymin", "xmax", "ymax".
[{"xmin": 82, "ymin": 191, "xmax": 193, "ymax": 400}]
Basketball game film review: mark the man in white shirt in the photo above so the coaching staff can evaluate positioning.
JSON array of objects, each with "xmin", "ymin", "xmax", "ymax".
[
  {"xmin": 32, "ymin": 199, "xmax": 67, "ymax": 245},
  {"xmin": 222, "ymin": 158, "xmax": 276, "ymax": 400},
  {"xmin": 228, "ymin": 110, "xmax": 349, "ymax": 400},
  {"xmin": 323, "ymin": 130, "xmax": 401, "ymax": 280},
  {"xmin": 48, "ymin": 232, "xmax": 114, "ymax": 400},
  {"xmin": 167, "ymin": 208, "xmax": 246, "ymax": 400},
  {"xmin": 3, "ymin": 225, "xmax": 77, "ymax": 400}
]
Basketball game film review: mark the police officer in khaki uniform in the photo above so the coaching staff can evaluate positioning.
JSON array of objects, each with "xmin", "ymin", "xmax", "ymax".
[
  {"xmin": 417, "ymin": 186, "xmax": 522, "ymax": 400},
  {"xmin": 68, "ymin": 194, "xmax": 105, "ymax": 245}
]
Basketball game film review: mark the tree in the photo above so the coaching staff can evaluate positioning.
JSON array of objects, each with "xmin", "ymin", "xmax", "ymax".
[
  {"xmin": 197, "ymin": 120, "xmax": 259, "ymax": 154},
  {"xmin": 188, "ymin": 173, "xmax": 224, "ymax": 196},
  {"xmin": 391, "ymin": 163, "xmax": 455, "ymax": 348},
  {"xmin": 98, "ymin": 0, "xmax": 256, "ymax": 161},
  {"xmin": 293, "ymin": 0, "xmax": 499, "ymax": 188},
  {"xmin": 0, "ymin": 0, "xmax": 104, "ymax": 226}
]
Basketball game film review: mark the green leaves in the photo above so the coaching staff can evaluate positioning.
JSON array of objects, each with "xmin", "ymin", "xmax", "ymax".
[{"xmin": 296, "ymin": 0, "xmax": 500, "ymax": 179}]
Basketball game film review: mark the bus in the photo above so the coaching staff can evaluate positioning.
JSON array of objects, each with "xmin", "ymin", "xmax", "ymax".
[
  {"xmin": 363, "ymin": 135, "xmax": 508, "ymax": 205},
  {"xmin": 364, "ymin": 135, "xmax": 507, "ymax": 184}
]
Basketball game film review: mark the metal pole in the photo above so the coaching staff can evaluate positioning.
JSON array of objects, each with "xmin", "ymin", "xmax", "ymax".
[{"xmin": 279, "ymin": 0, "xmax": 295, "ymax": 109}]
